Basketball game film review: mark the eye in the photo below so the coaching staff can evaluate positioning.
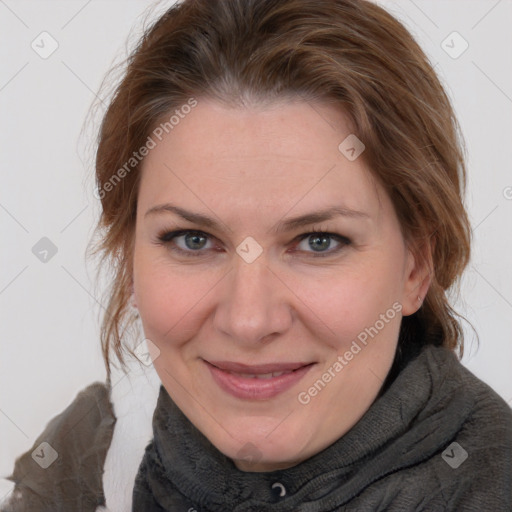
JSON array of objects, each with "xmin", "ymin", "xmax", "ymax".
[
  {"xmin": 156, "ymin": 228, "xmax": 350, "ymax": 258},
  {"xmin": 294, "ymin": 232, "xmax": 350, "ymax": 256},
  {"xmin": 157, "ymin": 229, "xmax": 215, "ymax": 255}
]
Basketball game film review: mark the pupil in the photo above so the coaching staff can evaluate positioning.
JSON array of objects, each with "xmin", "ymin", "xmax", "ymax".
[
  {"xmin": 309, "ymin": 235, "xmax": 330, "ymax": 251},
  {"xmin": 185, "ymin": 232, "xmax": 207, "ymax": 250}
]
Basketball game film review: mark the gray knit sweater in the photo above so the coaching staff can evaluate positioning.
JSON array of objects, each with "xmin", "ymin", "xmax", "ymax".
[{"xmin": 3, "ymin": 344, "xmax": 512, "ymax": 511}]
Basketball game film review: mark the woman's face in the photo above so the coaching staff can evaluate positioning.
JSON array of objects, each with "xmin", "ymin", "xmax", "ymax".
[{"xmin": 133, "ymin": 98, "xmax": 427, "ymax": 471}]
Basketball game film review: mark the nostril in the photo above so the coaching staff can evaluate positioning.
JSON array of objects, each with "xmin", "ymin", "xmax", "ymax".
[{"xmin": 259, "ymin": 332, "xmax": 279, "ymax": 343}]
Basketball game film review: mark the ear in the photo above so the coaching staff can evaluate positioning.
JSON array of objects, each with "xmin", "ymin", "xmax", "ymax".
[{"xmin": 401, "ymin": 238, "xmax": 434, "ymax": 316}]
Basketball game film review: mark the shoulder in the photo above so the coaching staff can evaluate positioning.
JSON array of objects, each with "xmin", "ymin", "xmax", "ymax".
[
  {"xmin": 1, "ymin": 365, "xmax": 160, "ymax": 512},
  {"xmin": 424, "ymin": 346, "xmax": 512, "ymax": 468},
  {"xmin": 416, "ymin": 346, "xmax": 512, "ymax": 509},
  {"xmin": 447, "ymin": 351, "xmax": 512, "ymax": 508},
  {"xmin": 352, "ymin": 345, "xmax": 512, "ymax": 511},
  {"xmin": 1, "ymin": 382, "xmax": 116, "ymax": 512},
  {"xmin": 428, "ymin": 345, "xmax": 512, "ymax": 432}
]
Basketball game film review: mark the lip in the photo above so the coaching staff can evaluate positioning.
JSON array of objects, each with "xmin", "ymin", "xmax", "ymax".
[{"xmin": 204, "ymin": 360, "xmax": 314, "ymax": 400}]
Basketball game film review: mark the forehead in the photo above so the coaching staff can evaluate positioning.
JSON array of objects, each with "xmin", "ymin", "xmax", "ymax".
[{"xmin": 138, "ymin": 98, "xmax": 385, "ymax": 221}]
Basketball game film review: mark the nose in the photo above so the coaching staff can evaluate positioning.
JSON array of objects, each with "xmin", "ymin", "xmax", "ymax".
[{"xmin": 213, "ymin": 256, "xmax": 293, "ymax": 345}]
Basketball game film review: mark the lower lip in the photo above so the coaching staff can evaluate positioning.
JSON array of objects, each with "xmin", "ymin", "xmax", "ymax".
[{"xmin": 205, "ymin": 362, "xmax": 313, "ymax": 400}]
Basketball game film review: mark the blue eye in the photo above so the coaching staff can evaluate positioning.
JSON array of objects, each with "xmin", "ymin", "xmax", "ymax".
[
  {"xmin": 158, "ymin": 230, "xmax": 213, "ymax": 254},
  {"xmin": 181, "ymin": 232, "xmax": 209, "ymax": 250},
  {"xmin": 295, "ymin": 233, "xmax": 349, "ymax": 255},
  {"xmin": 156, "ymin": 229, "xmax": 350, "ymax": 258}
]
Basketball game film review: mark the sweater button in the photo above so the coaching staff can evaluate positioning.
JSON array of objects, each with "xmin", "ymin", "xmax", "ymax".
[{"xmin": 271, "ymin": 482, "xmax": 286, "ymax": 498}]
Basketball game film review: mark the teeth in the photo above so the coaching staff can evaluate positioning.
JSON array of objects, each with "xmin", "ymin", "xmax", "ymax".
[{"xmin": 234, "ymin": 371, "xmax": 292, "ymax": 379}]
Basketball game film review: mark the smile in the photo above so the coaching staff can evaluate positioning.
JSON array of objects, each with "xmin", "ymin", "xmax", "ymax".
[{"xmin": 204, "ymin": 360, "xmax": 314, "ymax": 400}]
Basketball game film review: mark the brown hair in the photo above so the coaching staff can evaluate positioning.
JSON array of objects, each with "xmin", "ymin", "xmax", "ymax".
[{"xmin": 93, "ymin": 0, "xmax": 471, "ymax": 381}]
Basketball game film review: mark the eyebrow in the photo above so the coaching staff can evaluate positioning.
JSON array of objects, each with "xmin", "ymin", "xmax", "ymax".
[{"xmin": 144, "ymin": 203, "xmax": 370, "ymax": 234}]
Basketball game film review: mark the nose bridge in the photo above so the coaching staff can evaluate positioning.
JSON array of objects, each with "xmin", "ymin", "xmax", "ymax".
[{"xmin": 214, "ymin": 256, "xmax": 291, "ymax": 343}]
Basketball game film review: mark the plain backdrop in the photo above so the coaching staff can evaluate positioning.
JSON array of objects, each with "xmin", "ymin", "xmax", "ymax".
[{"xmin": 1, "ymin": 0, "xmax": 511, "ymax": 493}]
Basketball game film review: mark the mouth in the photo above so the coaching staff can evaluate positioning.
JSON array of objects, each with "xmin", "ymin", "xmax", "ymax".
[{"xmin": 203, "ymin": 360, "xmax": 315, "ymax": 400}]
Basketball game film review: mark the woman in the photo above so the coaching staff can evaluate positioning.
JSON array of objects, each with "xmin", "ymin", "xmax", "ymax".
[{"xmin": 3, "ymin": 0, "xmax": 511, "ymax": 510}]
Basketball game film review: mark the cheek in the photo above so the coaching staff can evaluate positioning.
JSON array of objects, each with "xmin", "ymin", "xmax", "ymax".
[
  {"xmin": 134, "ymin": 249, "xmax": 224, "ymax": 350},
  {"xmin": 133, "ymin": 252, "xmax": 205, "ymax": 345},
  {"xmin": 293, "ymin": 259, "xmax": 403, "ymax": 347}
]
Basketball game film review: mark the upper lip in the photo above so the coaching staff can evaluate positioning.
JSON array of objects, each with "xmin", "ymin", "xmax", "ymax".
[{"xmin": 205, "ymin": 360, "xmax": 312, "ymax": 373}]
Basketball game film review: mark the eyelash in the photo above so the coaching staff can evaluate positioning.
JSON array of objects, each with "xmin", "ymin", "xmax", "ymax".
[{"xmin": 155, "ymin": 226, "xmax": 351, "ymax": 258}]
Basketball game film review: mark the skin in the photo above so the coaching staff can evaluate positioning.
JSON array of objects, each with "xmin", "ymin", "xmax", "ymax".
[{"xmin": 132, "ymin": 98, "xmax": 431, "ymax": 472}]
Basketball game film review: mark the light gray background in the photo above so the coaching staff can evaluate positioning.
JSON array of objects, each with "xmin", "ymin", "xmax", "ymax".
[{"xmin": 1, "ymin": 0, "xmax": 511, "ymax": 489}]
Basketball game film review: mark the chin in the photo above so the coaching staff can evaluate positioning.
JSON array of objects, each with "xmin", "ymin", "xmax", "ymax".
[
  {"xmin": 208, "ymin": 418, "xmax": 313, "ymax": 472},
  {"xmin": 233, "ymin": 441, "xmax": 308, "ymax": 472}
]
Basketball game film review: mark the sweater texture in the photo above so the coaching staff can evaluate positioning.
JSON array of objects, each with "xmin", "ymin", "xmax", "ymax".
[
  {"xmin": 3, "ymin": 345, "xmax": 511, "ymax": 511},
  {"xmin": 132, "ymin": 344, "xmax": 512, "ymax": 511}
]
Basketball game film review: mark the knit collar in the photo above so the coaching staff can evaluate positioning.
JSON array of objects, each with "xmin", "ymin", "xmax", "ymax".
[{"xmin": 133, "ymin": 344, "xmax": 474, "ymax": 511}]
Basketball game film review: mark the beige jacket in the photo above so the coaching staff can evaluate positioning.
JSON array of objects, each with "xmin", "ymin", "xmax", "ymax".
[{"xmin": 0, "ymin": 363, "xmax": 160, "ymax": 512}]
